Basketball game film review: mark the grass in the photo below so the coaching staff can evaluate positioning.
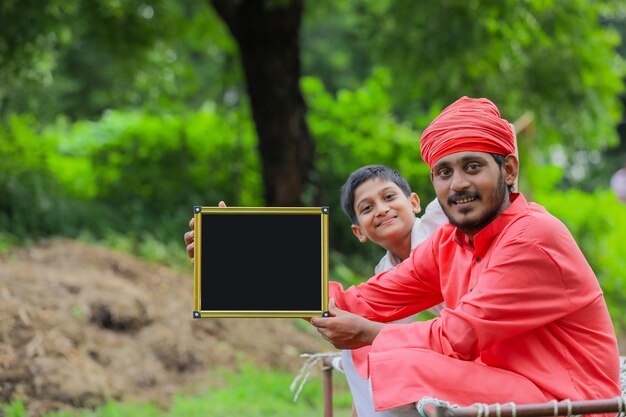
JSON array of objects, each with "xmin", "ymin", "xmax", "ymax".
[
  {"xmin": 0, "ymin": 232, "xmax": 20, "ymax": 254},
  {"xmin": 3, "ymin": 364, "xmax": 354, "ymax": 417}
]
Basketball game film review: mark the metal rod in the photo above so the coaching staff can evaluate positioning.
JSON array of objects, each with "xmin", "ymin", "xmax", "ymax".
[
  {"xmin": 428, "ymin": 397, "xmax": 625, "ymax": 417},
  {"xmin": 322, "ymin": 357, "xmax": 334, "ymax": 417}
]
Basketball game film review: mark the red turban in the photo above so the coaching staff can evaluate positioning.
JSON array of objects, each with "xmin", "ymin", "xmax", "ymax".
[{"xmin": 419, "ymin": 96, "xmax": 515, "ymax": 169}]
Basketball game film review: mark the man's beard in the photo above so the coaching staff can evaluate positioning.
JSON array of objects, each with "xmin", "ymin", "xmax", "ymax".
[{"xmin": 442, "ymin": 172, "xmax": 508, "ymax": 237}]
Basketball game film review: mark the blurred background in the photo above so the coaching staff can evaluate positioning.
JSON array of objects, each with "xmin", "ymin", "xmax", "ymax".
[{"xmin": 1, "ymin": 1, "xmax": 626, "ymax": 416}]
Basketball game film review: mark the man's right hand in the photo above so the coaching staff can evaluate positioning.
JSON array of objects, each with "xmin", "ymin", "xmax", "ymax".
[
  {"xmin": 184, "ymin": 201, "xmax": 226, "ymax": 263},
  {"xmin": 310, "ymin": 299, "xmax": 384, "ymax": 349}
]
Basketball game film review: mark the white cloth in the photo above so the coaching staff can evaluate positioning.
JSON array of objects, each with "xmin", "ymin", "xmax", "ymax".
[
  {"xmin": 342, "ymin": 350, "xmax": 421, "ymax": 417},
  {"xmin": 374, "ymin": 198, "xmax": 448, "ymax": 319},
  {"xmin": 374, "ymin": 199, "xmax": 448, "ymax": 274},
  {"xmin": 343, "ymin": 198, "xmax": 448, "ymax": 417}
]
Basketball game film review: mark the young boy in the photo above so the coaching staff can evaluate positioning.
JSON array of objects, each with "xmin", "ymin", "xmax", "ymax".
[
  {"xmin": 337, "ymin": 165, "xmax": 447, "ymax": 417},
  {"xmin": 341, "ymin": 165, "xmax": 447, "ymax": 276}
]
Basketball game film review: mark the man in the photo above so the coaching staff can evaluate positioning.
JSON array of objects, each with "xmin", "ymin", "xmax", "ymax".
[{"xmin": 309, "ymin": 97, "xmax": 621, "ymax": 416}]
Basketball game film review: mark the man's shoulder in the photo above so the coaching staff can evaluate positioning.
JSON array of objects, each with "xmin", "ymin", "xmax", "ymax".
[
  {"xmin": 525, "ymin": 201, "xmax": 566, "ymax": 226},
  {"xmin": 505, "ymin": 201, "xmax": 574, "ymax": 245}
]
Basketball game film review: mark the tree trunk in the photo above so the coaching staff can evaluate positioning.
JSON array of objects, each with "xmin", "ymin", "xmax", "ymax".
[{"xmin": 211, "ymin": 0, "xmax": 315, "ymax": 206}]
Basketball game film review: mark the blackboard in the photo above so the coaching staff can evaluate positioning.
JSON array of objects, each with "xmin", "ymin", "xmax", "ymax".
[{"xmin": 192, "ymin": 206, "xmax": 329, "ymax": 318}]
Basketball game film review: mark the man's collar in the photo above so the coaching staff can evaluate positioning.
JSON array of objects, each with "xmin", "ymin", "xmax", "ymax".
[{"xmin": 453, "ymin": 193, "xmax": 527, "ymax": 256}]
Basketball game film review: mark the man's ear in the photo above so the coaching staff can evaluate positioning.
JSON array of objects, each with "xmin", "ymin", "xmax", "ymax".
[
  {"xmin": 351, "ymin": 224, "xmax": 368, "ymax": 243},
  {"xmin": 503, "ymin": 154, "xmax": 519, "ymax": 188},
  {"xmin": 409, "ymin": 192, "xmax": 421, "ymax": 214}
]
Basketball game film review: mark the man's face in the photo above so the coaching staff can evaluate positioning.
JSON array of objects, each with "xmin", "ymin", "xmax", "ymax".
[
  {"xmin": 351, "ymin": 178, "xmax": 420, "ymax": 247},
  {"xmin": 430, "ymin": 151, "xmax": 515, "ymax": 238}
]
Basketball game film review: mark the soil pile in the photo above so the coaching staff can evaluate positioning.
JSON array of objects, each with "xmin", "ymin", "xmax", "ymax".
[{"xmin": 0, "ymin": 239, "xmax": 329, "ymax": 416}]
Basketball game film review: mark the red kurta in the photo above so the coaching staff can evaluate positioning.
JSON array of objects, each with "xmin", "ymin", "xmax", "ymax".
[{"xmin": 330, "ymin": 194, "xmax": 621, "ymax": 411}]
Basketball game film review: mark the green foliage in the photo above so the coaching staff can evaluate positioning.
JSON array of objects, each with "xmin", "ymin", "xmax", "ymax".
[
  {"xmin": 303, "ymin": 69, "xmax": 434, "ymax": 269},
  {"xmin": 0, "ymin": 1, "xmax": 241, "ymax": 122},
  {"xmin": 353, "ymin": 1, "xmax": 625, "ymax": 159},
  {"xmin": 0, "ymin": 114, "xmax": 89, "ymax": 236},
  {"xmin": 2, "ymin": 365, "xmax": 352, "ymax": 417},
  {"xmin": 0, "ymin": 106, "xmax": 263, "ymax": 260},
  {"xmin": 2, "ymin": 399, "xmax": 27, "ymax": 417},
  {"xmin": 52, "ymin": 106, "xmax": 261, "ymax": 234},
  {"xmin": 302, "ymin": 2, "xmax": 626, "ymax": 196},
  {"xmin": 301, "ymin": 1, "xmax": 373, "ymax": 92},
  {"xmin": 0, "ymin": 232, "xmax": 18, "ymax": 253}
]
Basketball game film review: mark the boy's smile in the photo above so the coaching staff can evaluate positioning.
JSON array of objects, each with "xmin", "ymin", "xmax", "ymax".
[
  {"xmin": 378, "ymin": 216, "xmax": 399, "ymax": 228},
  {"xmin": 351, "ymin": 178, "xmax": 421, "ymax": 257}
]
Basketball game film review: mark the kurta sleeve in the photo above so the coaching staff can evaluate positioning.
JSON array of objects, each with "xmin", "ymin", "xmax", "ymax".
[
  {"xmin": 370, "ymin": 235, "xmax": 574, "ymax": 361},
  {"xmin": 329, "ymin": 233, "xmax": 444, "ymax": 324}
]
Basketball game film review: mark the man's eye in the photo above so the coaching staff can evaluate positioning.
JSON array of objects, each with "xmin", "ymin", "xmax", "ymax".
[
  {"xmin": 466, "ymin": 163, "xmax": 481, "ymax": 172},
  {"xmin": 437, "ymin": 169, "xmax": 451, "ymax": 177},
  {"xmin": 384, "ymin": 193, "xmax": 396, "ymax": 200}
]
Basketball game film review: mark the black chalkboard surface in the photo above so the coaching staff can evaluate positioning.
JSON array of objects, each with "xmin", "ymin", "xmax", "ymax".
[{"xmin": 192, "ymin": 206, "xmax": 329, "ymax": 318}]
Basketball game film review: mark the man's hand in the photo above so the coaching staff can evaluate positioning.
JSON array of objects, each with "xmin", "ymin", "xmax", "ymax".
[
  {"xmin": 184, "ymin": 201, "xmax": 226, "ymax": 263},
  {"xmin": 310, "ymin": 299, "xmax": 384, "ymax": 349}
]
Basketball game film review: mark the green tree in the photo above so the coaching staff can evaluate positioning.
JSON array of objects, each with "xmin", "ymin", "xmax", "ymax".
[
  {"xmin": 356, "ymin": 1, "xmax": 625, "ymax": 156},
  {"xmin": 211, "ymin": 0, "xmax": 315, "ymax": 206},
  {"xmin": 0, "ymin": 0, "xmax": 240, "ymax": 121}
]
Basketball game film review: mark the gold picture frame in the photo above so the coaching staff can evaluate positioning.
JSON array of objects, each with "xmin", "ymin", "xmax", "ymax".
[{"xmin": 193, "ymin": 206, "xmax": 329, "ymax": 318}]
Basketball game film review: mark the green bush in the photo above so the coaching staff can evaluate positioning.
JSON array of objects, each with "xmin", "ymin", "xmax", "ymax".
[
  {"xmin": 0, "ymin": 105, "xmax": 263, "ymax": 242},
  {"xmin": 0, "ymin": 114, "xmax": 90, "ymax": 237},
  {"xmin": 0, "ymin": 106, "xmax": 264, "ymax": 268},
  {"xmin": 51, "ymin": 107, "xmax": 263, "ymax": 236}
]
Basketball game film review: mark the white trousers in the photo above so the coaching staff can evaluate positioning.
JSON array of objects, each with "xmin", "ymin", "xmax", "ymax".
[{"xmin": 341, "ymin": 350, "xmax": 421, "ymax": 417}]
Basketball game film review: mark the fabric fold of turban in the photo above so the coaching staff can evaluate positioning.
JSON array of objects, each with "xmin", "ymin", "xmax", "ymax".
[{"xmin": 419, "ymin": 96, "xmax": 515, "ymax": 169}]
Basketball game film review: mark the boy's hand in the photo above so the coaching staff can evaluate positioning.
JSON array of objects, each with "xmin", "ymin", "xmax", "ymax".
[
  {"xmin": 310, "ymin": 299, "xmax": 384, "ymax": 349},
  {"xmin": 184, "ymin": 201, "xmax": 227, "ymax": 263},
  {"xmin": 184, "ymin": 217, "xmax": 195, "ymax": 261}
]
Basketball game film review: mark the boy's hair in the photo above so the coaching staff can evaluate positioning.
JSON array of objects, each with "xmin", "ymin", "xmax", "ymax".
[{"xmin": 340, "ymin": 165, "xmax": 412, "ymax": 225}]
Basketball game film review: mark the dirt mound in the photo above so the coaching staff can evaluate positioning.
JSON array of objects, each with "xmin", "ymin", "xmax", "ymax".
[{"xmin": 0, "ymin": 239, "xmax": 329, "ymax": 416}]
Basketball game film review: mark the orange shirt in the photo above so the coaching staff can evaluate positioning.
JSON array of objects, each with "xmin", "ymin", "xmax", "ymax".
[{"xmin": 330, "ymin": 193, "xmax": 620, "ymax": 410}]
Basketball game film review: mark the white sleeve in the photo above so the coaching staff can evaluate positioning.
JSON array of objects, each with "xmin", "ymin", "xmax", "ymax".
[
  {"xmin": 411, "ymin": 198, "xmax": 448, "ymax": 247},
  {"xmin": 374, "ymin": 253, "xmax": 393, "ymax": 275}
]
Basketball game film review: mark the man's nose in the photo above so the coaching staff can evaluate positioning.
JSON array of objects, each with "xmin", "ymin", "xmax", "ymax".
[{"xmin": 450, "ymin": 172, "xmax": 471, "ymax": 191}]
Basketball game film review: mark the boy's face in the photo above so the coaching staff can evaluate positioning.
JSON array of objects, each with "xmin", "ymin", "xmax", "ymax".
[{"xmin": 351, "ymin": 178, "xmax": 420, "ymax": 247}]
